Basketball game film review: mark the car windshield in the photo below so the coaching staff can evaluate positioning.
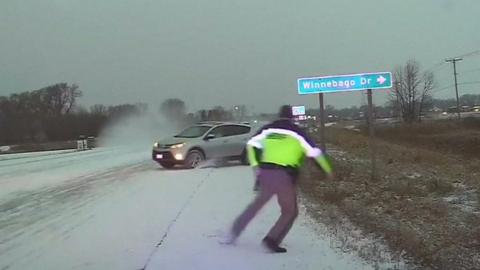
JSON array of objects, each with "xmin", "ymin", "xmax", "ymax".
[{"xmin": 174, "ymin": 126, "xmax": 211, "ymax": 138}]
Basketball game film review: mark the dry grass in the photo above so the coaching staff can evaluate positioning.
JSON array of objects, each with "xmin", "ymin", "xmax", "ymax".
[
  {"xmin": 373, "ymin": 118, "xmax": 480, "ymax": 159},
  {"xmin": 299, "ymin": 123, "xmax": 480, "ymax": 269}
]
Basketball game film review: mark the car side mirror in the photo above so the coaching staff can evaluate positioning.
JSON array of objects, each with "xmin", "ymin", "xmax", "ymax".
[{"xmin": 205, "ymin": 134, "xmax": 216, "ymax": 140}]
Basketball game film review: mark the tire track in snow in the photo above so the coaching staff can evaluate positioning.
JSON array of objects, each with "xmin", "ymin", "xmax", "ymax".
[{"xmin": 140, "ymin": 168, "xmax": 213, "ymax": 270}]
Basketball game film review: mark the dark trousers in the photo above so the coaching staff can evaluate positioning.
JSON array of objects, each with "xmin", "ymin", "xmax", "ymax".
[{"xmin": 232, "ymin": 168, "xmax": 298, "ymax": 244}]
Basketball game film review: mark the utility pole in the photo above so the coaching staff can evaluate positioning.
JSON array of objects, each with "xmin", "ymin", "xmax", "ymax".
[{"xmin": 445, "ymin": 57, "xmax": 463, "ymax": 119}]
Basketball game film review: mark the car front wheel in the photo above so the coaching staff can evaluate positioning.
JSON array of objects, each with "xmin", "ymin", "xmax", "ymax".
[{"xmin": 186, "ymin": 150, "xmax": 205, "ymax": 168}]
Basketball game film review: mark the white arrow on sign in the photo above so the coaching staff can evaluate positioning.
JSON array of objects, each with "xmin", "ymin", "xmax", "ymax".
[{"xmin": 377, "ymin": 75, "xmax": 386, "ymax": 85}]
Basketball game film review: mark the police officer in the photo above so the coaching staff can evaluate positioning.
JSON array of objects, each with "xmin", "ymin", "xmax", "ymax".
[{"xmin": 228, "ymin": 105, "xmax": 334, "ymax": 253}]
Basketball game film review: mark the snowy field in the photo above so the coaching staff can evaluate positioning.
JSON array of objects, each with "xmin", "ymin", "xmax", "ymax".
[{"xmin": 1, "ymin": 147, "xmax": 386, "ymax": 270}]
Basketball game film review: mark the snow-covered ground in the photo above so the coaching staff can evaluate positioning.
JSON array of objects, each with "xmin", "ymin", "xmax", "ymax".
[
  {"xmin": 0, "ymin": 147, "xmax": 148, "ymax": 197},
  {"xmin": 1, "ymin": 148, "xmax": 385, "ymax": 270},
  {"xmin": 0, "ymin": 149, "xmax": 77, "ymax": 161}
]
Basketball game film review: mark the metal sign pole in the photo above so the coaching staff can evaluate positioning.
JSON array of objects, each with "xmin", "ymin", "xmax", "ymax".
[
  {"xmin": 318, "ymin": 93, "xmax": 326, "ymax": 151},
  {"xmin": 367, "ymin": 89, "xmax": 376, "ymax": 180}
]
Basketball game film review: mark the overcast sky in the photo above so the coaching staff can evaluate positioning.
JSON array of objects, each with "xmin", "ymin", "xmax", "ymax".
[{"xmin": 1, "ymin": 0, "xmax": 479, "ymax": 113}]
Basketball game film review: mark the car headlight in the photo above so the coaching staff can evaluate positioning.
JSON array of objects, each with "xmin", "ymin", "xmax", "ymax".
[
  {"xmin": 153, "ymin": 142, "xmax": 159, "ymax": 148},
  {"xmin": 170, "ymin": 143, "xmax": 185, "ymax": 149}
]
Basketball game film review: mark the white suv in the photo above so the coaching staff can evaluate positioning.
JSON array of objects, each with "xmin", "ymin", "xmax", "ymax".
[{"xmin": 152, "ymin": 122, "xmax": 253, "ymax": 168}]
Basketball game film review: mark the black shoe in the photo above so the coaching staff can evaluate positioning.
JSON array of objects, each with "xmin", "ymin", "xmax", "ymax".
[{"xmin": 262, "ymin": 237, "xmax": 287, "ymax": 253}]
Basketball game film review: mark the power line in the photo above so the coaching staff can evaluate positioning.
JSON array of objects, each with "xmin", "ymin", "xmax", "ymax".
[
  {"xmin": 456, "ymin": 49, "xmax": 480, "ymax": 59},
  {"xmin": 433, "ymin": 85, "xmax": 454, "ymax": 93},
  {"xmin": 433, "ymin": 81, "xmax": 480, "ymax": 94},
  {"xmin": 424, "ymin": 49, "xmax": 480, "ymax": 74},
  {"xmin": 425, "ymin": 49, "xmax": 480, "ymax": 102},
  {"xmin": 425, "ymin": 61, "xmax": 447, "ymax": 73},
  {"xmin": 462, "ymin": 68, "xmax": 480, "ymax": 74},
  {"xmin": 459, "ymin": 81, "xmax": 480, "ymax": 86},
  {"xmin": 429, "ymin": 63, "xmax": 449, "ymax": 74}
]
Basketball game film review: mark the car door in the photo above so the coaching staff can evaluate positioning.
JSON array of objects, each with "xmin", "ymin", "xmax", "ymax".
[
  {"xmin": 202, "ymin": 126, "xmax": 230, "ymax": 159},
  {"xmin": 222, "ymin": 125, "xmax": 251, "ymax": 157}
]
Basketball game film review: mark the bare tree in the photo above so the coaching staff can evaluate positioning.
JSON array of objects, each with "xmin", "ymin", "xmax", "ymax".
[
  {"xmin": 90, "ymin": 104, "xmax": 108, "ymax": 116},
  {"xmin": 207, "ymin": 106, "xmax": 233, "ymax": 121},
  {"xmin": 198, "ymin": 110, "xmax": 207, "ymax": 121},
  {"xmin": 40, "ymin": 83, "xmax": 82, "ymax": 115},
  {"xmin": 160, "ymin": 98, "xmax": 186, "ymax": 121},
  {"xmin": 390, "ymin": 59, "xmax": 435, "ymax": 123},
  {"xmin": 418, "ymin": 71, "xmax": 435, "ymax": 120}
]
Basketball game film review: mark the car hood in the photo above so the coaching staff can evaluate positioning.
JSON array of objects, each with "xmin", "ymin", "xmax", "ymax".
[{"xmin": 156, "ymin": 137, "xmax": 191, "ymax": 146}]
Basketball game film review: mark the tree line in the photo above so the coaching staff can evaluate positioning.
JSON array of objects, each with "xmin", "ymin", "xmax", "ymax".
[
  {"xmin": 0, "ymin": 83, "xmax": 246, "ymax": 146},
  {"xmin": 0, "ymin": 83, "xmax": 148, "ymax": 145},
  {"xmin": 159, "ymin": 98, "xmax": 247, "ymax": 125},
  {"xmin": 307, "ymin": 92, "xmax": 480, "ymax": 122}
]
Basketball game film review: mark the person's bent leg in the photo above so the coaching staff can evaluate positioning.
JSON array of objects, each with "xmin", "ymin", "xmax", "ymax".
[
  {"xmin": 266, "ymin": 175, "xmax": 298, "ymax": 245},
  {"xmin": 275, "ymin": 189, "xmax": 298, "ymax": 244},
  {"xmin": 231, "ymin": 171, "xmax": 274, "ymax": 239}
]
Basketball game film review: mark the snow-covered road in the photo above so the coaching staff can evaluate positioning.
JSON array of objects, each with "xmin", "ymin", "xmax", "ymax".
[{"xmin": 1, "ymin": 148, "xmax": 379, "ymax": 270}]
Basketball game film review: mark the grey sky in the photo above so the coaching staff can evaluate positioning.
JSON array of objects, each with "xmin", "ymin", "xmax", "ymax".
[{"xmin": 1, "ymin": 0, "xmax": 479, "ymax": 113}]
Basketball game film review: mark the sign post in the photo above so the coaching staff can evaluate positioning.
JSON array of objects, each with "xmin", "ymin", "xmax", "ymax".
[
  {"xmin": 318, "ymin": 93, "xmax": 326, "ymax": 151},
  {"xmin": 297, "ymin": 72, "xmax": 392, "ymax": 180},
  {"xmin": 367, "ymin": 89, "xmax": 376, "ymax": 180}
]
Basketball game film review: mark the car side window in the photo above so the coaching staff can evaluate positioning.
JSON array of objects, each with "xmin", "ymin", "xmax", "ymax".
[
  {"xmin": 206, "ymin": 125, "xmax": 251, "ymax": 139},
  {"xmin": 206, "ymin": 126, "xmax": 228, "ymax": 139},
  {"xmin": 224, "ymin": 125, "xmax": 251, "ymax": 136},
  {"xmin": 233, "ymin": 125, "xmax": 251, "ymax": 136}
]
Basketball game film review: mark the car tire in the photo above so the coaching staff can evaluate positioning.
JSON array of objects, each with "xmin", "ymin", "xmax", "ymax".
[
  {"xmin": 186, "ymin": 150, "xmax": 205, "ymax": 169},
  {"xmin": 159, "ymin": 161, "xmax": 175, "ymax": 169}
]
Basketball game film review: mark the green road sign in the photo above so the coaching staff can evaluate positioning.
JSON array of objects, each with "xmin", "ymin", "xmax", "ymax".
[{"xmin": 298, "ymin": 72, "xmax": 392, "ymax": 94}]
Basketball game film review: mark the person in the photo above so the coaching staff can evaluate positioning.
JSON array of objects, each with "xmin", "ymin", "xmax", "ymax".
[{"xmin": 226, "ymin": 105, "xmax": 334, "ymax": 253}]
